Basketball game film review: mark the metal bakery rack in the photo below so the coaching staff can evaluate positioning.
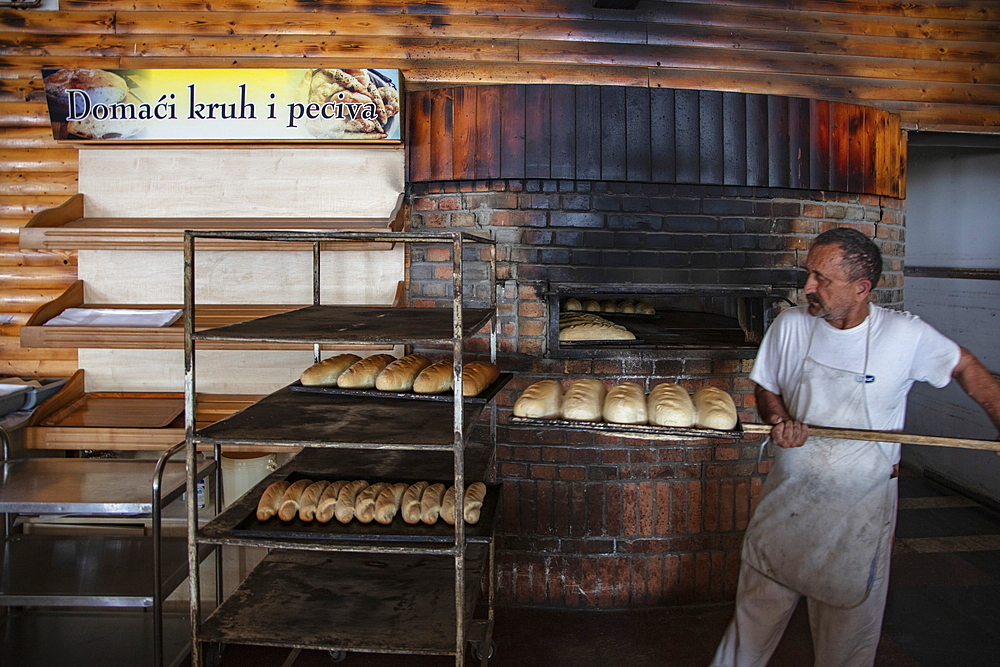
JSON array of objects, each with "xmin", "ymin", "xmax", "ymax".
[{"xmin": 184, "ymin": 229, "xmax": 502, "ymax": 666}]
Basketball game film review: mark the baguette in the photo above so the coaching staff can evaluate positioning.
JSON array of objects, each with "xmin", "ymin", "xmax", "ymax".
[
  {"xmin": 420, "ymin": 483, "xmax": 448, "ymax": 524},
  {"xmin": 513, "ymin": 380, "xmax": 564, "ymax": 419},
  {"xmin": 334, "ymin": 480, "xmax": 370, "ymax": 524},
  {"xmin": 412, "ymin": 360, "xmax": 453, "ymax": 394},
  {"xmin": 297, "ymin": 480, "xmax": 331, "ymax": 522},
  {"xmin": 300, "ymin": 353, "xmax": 362, "ymax": 386},
  {"xmin": 374, "ymin": 482, "xmax": 409, "ymax": 525},
  {"xmin": 464, "ymin": 482, "xmax": 488, "ymax": 524},
  {"xmin": 647, "ymin": 383, "xmax": 696, "ymax": 428},
  {"xmin": 401, "ymin": 481, "xmax": 429, "ymax": 524},
  {"xmin": 277, "ymin": 479, "xmax": 314, "ymax": 522},
  {"xmin": 561, "ymin": 379, "xmax": 607, "ymax": 422},
  {"xmin": 462, "ymin": 361, "xmax": 500, "ymax": 397},
  {"xmin": 256, "ymin": 481, "xmax": 290, "ymax": 521},
  {"xmin": 314, "ymin": 480, "xmax": 350, "ymax": 523},
  {"xmin": 354, "ymin": 482, "xmax": 390, "ymax": 524},
  {"xmin": 693, "ymin": 386, "xmax": 738, "ymax": 430},
  {"xmin": 603, "ymin": 382, "xmax": 648, "ymax": 424},
  {"xmin": 440, "ymin": 486, "xmax": 458, "ymax": 525},
  {"xmin": 375, "ymin": 354, "xmax": 432, "ymax": 392},
  {"xmin": 337, "ymin": 354, "xmax": 397, "ymax": 389}
]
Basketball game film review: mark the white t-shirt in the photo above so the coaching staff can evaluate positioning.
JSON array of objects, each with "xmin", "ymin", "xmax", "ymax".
[{"xmin": 750, "ymin": 304, "xmax": 960, "ymax": 435}]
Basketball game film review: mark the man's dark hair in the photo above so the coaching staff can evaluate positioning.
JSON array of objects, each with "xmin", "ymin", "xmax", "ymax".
[{"xmin": 813, "ymin": 227, "xmax": 882, "ymax": 286}]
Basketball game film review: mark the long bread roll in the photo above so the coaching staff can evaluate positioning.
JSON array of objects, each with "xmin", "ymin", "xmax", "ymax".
[
  {"xmin": 463, "ymin": 361, "xmax": 500, "ymax": 397},
  {"xmin": 256, "ymin": 481, "xmax": 290, "ymax": 521},
  {"xmin": 464, "ymin": 482, "xmax": 488, "ymax": 524},
  {"xmin": 297, "ymin": 480, "xmax": 330, "ymax": 521},
  {"xmin": 354, "ymin": 482, "xmax": 389, "ymax": 524},
  {"xmin": 337, "ymin": 354, "xmax": 397, "ymax": 389},
  {"xmin": 375, "ymin": 354, "xmax": 432, "ymax": 391},
  {"xmin": 440, "ymin": 486, "xmax": 458, "ymax": 525},
  {"xmin": 413, "ymin": 360, "xmax": 453, "ymax": 394},
  {"xmin": 693, "ymin": 386, "xmax": 738, "ymax": 430},
  {"xmin": 603, "ymin": 382, "xmax": 648, "ymax": 424},
  {"xmin": 277, "ymin": 479, "xmax": 313, "ymax": 522},
  {"xmin": 314, "ymin": 480, "xmax": 350, "ymax": 523},
  {"xmin": 560, "ymin": 323, "xmax": 636, "ymax": 341},
  {"xmin": 402, "ymin": 481, "xmax": 429, "ymax": 524},
  {"xmin": 300, "ymin": 354, "xmax": 362, "ymax": 386},
  {"xmin": 374, "ymin": 482, "xmax": 409, "ymax": 525},
  {"xmin": 561, "ymin": 379, "xmax": 607, "ymax": 422},
  {"xmin": 420, "ymin": 483, "xmax": 448, "ymax": 524},
  {"xmin": 334, "ymin": 480, "xmax": 370, "ymax": 524},
  {"xmin": 513, "ymin": 380, "xmax": 564, "ymax": 419},
  {"xmin": 647, "ymin": 383, "xmax": 696, "ymax": 428}
]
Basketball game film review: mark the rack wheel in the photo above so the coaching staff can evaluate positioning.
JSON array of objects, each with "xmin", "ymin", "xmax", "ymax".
[
  {"xmin": 470, "ymin": 640, "xmax": 496, "ymax": 662},
  {"xmin": 328, "ymin": 650, "xmax": 348, "ymax": 662},
  {"xmin": 204, "ymin": 642, "xmax": 225, "ymax": 667}
]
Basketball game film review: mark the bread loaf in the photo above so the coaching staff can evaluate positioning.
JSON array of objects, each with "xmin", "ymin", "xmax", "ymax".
[
  {"xmin": 297, "ymin": 480, "xmax": 331, "ymax": 521},
  {"xmin": 354, "ymin": 482, "xmax": 390, "ymax": 524},
  {"xmin": 693, "ymin": 386, "xmax": 738, "ymax": 430},
  {"xmin": 583, "ymin": 299, "xmax": 602, "ymax": 312},
  {"xmin": 277, "ymin": 479, "xmax": 314, "ymax": 522},
  {"xmin": 402, "ymin": 481, "xmax": 429, "ymax": 524},
  {"xmin": 636, "ymin": 301, "xmax": 656, "ymax": 315},
  {"xmin": 374, "ymin": 482, "xmax": 409, "ymax": 525},
  {"xmin": 440, "ymin": 486, "xmax": 458, "ymax": 525},
  {"xmin": 44, "ymin": 68, "xmax": 128, "ymax": 119},
  {"xmin": 420, "ymin": 483, "xmax": 448, "ymax": 524},
  {"xmin": 464, "ymin": 482, "xmax": 488, "ymax": 524},
  {"xmin": 513, "ymin": 380, "xmax": 564, "ymax": 419},
  {"xmin": 603, "ymin": 382, "xmax": 648, "ymax": 424},
  {"xmin": 300, "ymin": 354, "xmax": 362, "ymax": 386},
  {"xmin": 375, "ymin": 354, "xmax": 432, "ymax": 391},
  {"xmin": 338, "ymin": 354, "xmax": 397, "ymax": 389},
  {"xmin": 618, "ymin": 299, "xmax": 636, "ymax": 314},
  {"xmin": 560, "ymin": 323, "xmax": 636, "ymax": 341},
  {"xmin": 333, "ymin": 480, "xmax": 370, "ymax": 524},
  {"xmin": 256, "ymin": 481, "xmax": 290, "ymax": 521},
  {"xmin": 647, "ymin": 383, "xmax": 696, "ymax": 428},
  {"xmin": 600, "ymin": 299, "xmax": 618, "ymax": 313},
  {"xmin": 462, "ymin": 361, "xmax": 500, "ymax": 397},
  {"xmin": 412, "ymin": 360, "xmax": 453, "ymax": 394},
  {"xmin": 563, "ymin": 298, "xmax": 583, "ymax": 311},
  {"xmin": 314, "ymin": 480, "xmax": 349, "ymax": 523},
  {"xmin": 561, "ymin": 379, "xmax": 607, "ymax": 421}
]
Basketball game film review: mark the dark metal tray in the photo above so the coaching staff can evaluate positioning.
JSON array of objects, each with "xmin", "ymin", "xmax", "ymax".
[
  {"xmin": 289, "ymin": 372, "xmax": 512, "ymax": 404},
  {"xmin": 230, "ymin": 472, "xmax": 501, "ymax": 543},
  {"xmin": 508, "ymin": 415, "xmax": 744, "ymax": 441}
]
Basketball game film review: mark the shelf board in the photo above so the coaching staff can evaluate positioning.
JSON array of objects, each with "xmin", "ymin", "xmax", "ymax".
[
  {"xmin": 194, "ymin": 386, "xmax": 488, "ymax": 450},
  {"xmin": 0, "ymin": 534, "xmax": 205, "ymax": 607},
  {"xmin": 198, "ymin": 547, "xmax": 488, "ymax": 656},
  {"xmin": 199, "ymin": 447, "xmax": 498, "ymax": 550},
  {"xmin": 192, "ymin": 305, "xmax": 495, "ymax": 345},
  {"xmin": 1, "ymin": 609, "xmax": 190, "ymax": 667}
]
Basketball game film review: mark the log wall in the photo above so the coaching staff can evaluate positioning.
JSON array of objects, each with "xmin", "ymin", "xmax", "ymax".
[{"xmin": 1, "ymin": 0, "xmax": 997, "ymax": 376}]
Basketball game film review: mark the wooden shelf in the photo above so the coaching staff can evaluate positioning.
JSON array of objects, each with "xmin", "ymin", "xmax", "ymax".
[
  {"xmin": 20, "ymin": 280, "xmax": 404, "ymax": 350},
  {"xmin": 19, "ymin": 194, "xmax": 408, "ymax": 252}
]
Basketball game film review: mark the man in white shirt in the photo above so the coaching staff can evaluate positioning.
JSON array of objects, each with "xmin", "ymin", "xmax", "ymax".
[{"xmin": 711, "ymin": 227, "xmax": 1000, "ymax": 667}]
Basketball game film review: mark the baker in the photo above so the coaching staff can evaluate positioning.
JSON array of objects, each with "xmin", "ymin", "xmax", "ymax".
[{"xmin": 711, "ymin": 227, "xmax": 1000, "ymax": 667}]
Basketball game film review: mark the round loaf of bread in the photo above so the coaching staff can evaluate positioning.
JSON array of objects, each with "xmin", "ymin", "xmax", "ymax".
[
  {"xmin": 513, "ymin": 380, "xmax": 564, "ymax": 419},
  {"xmin": 693, "ymin": 386, "xmax": 738, "ymax": 430},
  {"xmin": 375, "ymin": 354, "xmax": 432, "ymax": 391},
  {"xmin": 300, "ymin": 353, "xmax": 362, "ymax": 386},
  {"xmin": 600, "ymin": 299, "xmax": 618, "ymax": 313},
  {"xmin": 563, "ymin": 298, "xmax": 583, "ymax": 311},
  {"xmin": 603, "ymin": 382, "xmax": 648, "ymax": 424},
  {"xmin": 337, "ymin": 354, "xmax": 397, "ymax": 389},
  {"xmin": 44, "ymin": 68, "xmax": 128, "ymax": 119},
  {"xmin": 618, "ymin": 299, "xmax": 636, "ymax": 314},
  {"xmin": 583, "ymin": 299, "xmax": 602, "ymax": 312},
  {"xmin": 561, "ymin": 379, "xmax": 607, "ymax": 421},
  {"xmin": 636, "ymin": 301, "xmax": 656, "ymax": 315},
  {"xmin": 647, "ymin": 383, "xmax": 695, "ymax": 427}
]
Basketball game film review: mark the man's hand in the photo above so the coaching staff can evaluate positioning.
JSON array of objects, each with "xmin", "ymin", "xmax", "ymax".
[
  {"xmin": 769, "ymin": 418, "xmax": 809, "ymax": 448},
  {"xmin": 755, "ymin": 383, "xmax": 810, "ymax": 448}
]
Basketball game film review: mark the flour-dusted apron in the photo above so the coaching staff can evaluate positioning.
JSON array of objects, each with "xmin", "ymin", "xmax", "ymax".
[{"xmin": 741, "ymin": 317, "xmax": 895, "ymax": 608}]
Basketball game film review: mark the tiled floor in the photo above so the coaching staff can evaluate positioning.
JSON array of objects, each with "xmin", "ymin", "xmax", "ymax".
[{"xmin": 218, "ymin": 468, "xmax": 1000, "ymax": 667}]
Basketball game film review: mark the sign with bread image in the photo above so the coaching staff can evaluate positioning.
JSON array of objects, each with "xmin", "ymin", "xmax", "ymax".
[{"xmin": 42, "ymin": 67, "xmax": 402, "ymax": 143}]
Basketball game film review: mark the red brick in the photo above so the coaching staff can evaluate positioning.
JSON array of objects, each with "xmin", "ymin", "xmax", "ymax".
[
  {"xmin": 541, "ymin": 446, "xmax": 570, "ymax": 463},
  {"xmin": 559, "ymin": 466, "xmax": 586, "ymax": 481},
  {"xmin": 687, "ymin": 447, "xmax": 713, "ymax": 462},
  {"xmin": 654, "ymin": 481, "xmax": 671, "ymax": 535},
  {"xmin": 502, "ymin": 480, "xmax": 519, "ymax": 533},
  {"xmin": 663, "ymin": 554, "xmax": 680, "ymax": 605},
  {"xmin": 710, "ymin": 551, "xmax": 726, "ymax": 600},
  {"xmin": 500, "ymin": 462, "xmax": 526, "ymax": 478},
  {"xmin": 614, "ymin": 557, "xmax": 632, "ymax": 606},
  {"xmin": 597, "ymin": 557, "xmax": 615, "ymax": 607},
  {"xmin": 716, "ymin": 446, "xmax": 740, "ymax": 461},
  {"xmin": 425, "ymin": 246, "xmax": 451, "ymax": 262},
  {"xmin": 530, "ymin": 557, "xmax": 547, "ymax": 604},
  {"xmin": 622, "ymin": 483, "xmax": 638, "ymax": 536},
  {"xmin": 704, "ymin": 479, "xmax": 719, "ymax": 532},
  {"xmin": 647, "ymin": 555, "xmax": 664, "ymax": 604},
  {"xmin": 695, "ymin": 552, "xmax": 711, "ymax": 598},
  {"xmin": 802, "ymin": 203, "xmax": 825, "ymax": 218},
  {"xmin": 520, "ymin": 320, "xmax": 545, "ymax": 337},
  {"xmin": 518, "ymin": 339, "xmax": 544, "ymax": 354},
  {"xmin": 603, "ymin": 448, "xmax": 628, "ymax": 464},
  {"xmin": 570, "ymin": 483, "xmax": 587, "ymax": 537},
  {"xmin": 678, "ymin": 553, "xmax": 695, "ymax": 603},
  {"xmin": 720, "ymin": 479, "xmax": 734, "ymax": 531},
  {"xmin": 536, "ymin": 480, "xmax": 553, "ymax": 534},
  {"xmin": 515, "ymin": 554, "xmax": 532, "ymax": 604},
  {"xmin": 582, "ymin": 557, "xmax": 599, "ymax": 607},
  {"xmin": 631, "ymin": 557, "xmax": 649, "ymax": 606},
  {"xmin": 735, "ymin": 479, "xmax": 750, "ymax": 530},
  {"xmin": 630, "ymin": 448, "xmax": 657, "ymax": 463},
  {"xmin": 606, "ymin": 484, "xmax": 623, "ymax": 536},
  {"xmin": 518, "ymin": 301, "xmax": 546, "ymax": 318},
  {"xmin": 413, "ymin": 197, "xmax": 437, "ymax": 211},
  {"xmin": 638, "ymin": 482, "xmax": 654, "ymax": 536},
  {"xmin": 563, "ymin": 359, "xmax": 593, "ymax": 374},
  {"xmin": 587, "ymin": 484, "xmax": 605, "ymax": 537},
  {"xmin": 553, "ymin": 482, "xmax": 570, "ymax": 537},
  {"xmin": 593, "ymin": 360, "xmax": 623, "ymax": 375},
  {"xmin": 546, "ymin": 556, "xmax": 564, "ymax": 604},
  {"xmin": 563, "ymin": 556, "xmax": 582, "ymax": 607},
  {"xmin": 670, "ymin": 483, "xmax": 687, "ymax": 536},
  {"xmin": 659, "ymin": 448, "xmax": 684, "ymax": 462},
  {"xmin": 725, "ymin": 551, "xmax": 741, "ymax": 598},
  {"xmin": 688, "ymin": 480, "xmax": 703, "ymax": 534}
]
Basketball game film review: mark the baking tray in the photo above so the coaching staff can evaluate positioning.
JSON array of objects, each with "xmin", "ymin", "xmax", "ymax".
[
  {"xmin": 508, "ymin": 415, "xmax": 744, "ymax": 441},
  {"xmin": 288, "ymin": 372, "xmax": 512, "ymax": 404},
  {"xmin": 38, "ymin": 393, "xmax": 184, "ymax": 428},
  {"xmin": 230, "ymin": 472, "xmax": 500, "ymax": 543}
]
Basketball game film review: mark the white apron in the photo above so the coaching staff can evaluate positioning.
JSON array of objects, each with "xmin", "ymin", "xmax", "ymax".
[{"xmin": 741, "ymin": 316, "xmax": 895, "ymax": 609}]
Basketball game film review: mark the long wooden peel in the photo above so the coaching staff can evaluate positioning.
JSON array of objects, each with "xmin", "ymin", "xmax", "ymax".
[{"xmin": 742, "ymin": 423, "xmax": 1000, "ymax": 452}]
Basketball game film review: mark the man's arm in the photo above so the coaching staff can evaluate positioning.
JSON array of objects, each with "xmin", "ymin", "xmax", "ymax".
[
  {"xmin": 754, "ymin": 383, "xmax": 809, "ymax": 448},
  {"xmin": 952, "ymin": 346, "xmax": 1000, "ymax": 436}
]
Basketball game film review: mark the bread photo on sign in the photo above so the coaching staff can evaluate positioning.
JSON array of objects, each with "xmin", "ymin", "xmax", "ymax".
[{"xmin": 293, "ymin": 68, "xmax": 400, "ymax": 140}]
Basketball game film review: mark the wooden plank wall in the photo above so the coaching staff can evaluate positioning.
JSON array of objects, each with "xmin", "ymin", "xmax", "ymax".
[{"xmin": 1, "ymin": 0, "xmax": 997, "ymax": 377}]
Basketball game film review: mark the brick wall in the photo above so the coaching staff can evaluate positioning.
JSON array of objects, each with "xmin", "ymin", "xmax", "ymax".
[{"xmin": 409, "ymin": 178, "xmax": 906, "ymax": 607}]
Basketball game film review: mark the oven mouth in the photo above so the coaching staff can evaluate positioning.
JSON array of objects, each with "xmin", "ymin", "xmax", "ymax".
[{"xmin": 546, "ymin": 283, "xmax": 790, "ymax": 357}]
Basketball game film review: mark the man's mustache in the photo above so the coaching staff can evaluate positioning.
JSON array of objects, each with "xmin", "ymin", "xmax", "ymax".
[{"xmin": 806, "ymin": 294, "xmax": 822, "ymax": 306}]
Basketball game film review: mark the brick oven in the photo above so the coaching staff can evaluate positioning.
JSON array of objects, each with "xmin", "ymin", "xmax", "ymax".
[{"xmin": 406, "ymin": 85, "xmax": 906, "ymax": 607}]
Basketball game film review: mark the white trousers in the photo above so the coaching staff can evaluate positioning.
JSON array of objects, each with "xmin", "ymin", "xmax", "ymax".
[{"xmin": 710, "ymin": 510, "xmax": 895, "ymax": 667}]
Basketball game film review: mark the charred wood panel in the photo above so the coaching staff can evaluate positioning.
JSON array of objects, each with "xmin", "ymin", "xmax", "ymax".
[
  {"xmin": 649, "ymin": 87, "xmax": 676, "ymax": 184},
  {"xmin": 551, "ymin": 85, "xmax": 577, "ymax": 180},
  {"xmin": 525, "ymin": 85, "xmax": 552, "ymax": 180},
  {"xmin": 600, "ymin": 86, "xmax": 627, "ymax": 183}
]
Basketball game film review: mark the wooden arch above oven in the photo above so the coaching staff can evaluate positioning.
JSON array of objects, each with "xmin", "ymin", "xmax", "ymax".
[{"xmin": 408, "ymin": 85, "xmax": 905, "ymax": 198}]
